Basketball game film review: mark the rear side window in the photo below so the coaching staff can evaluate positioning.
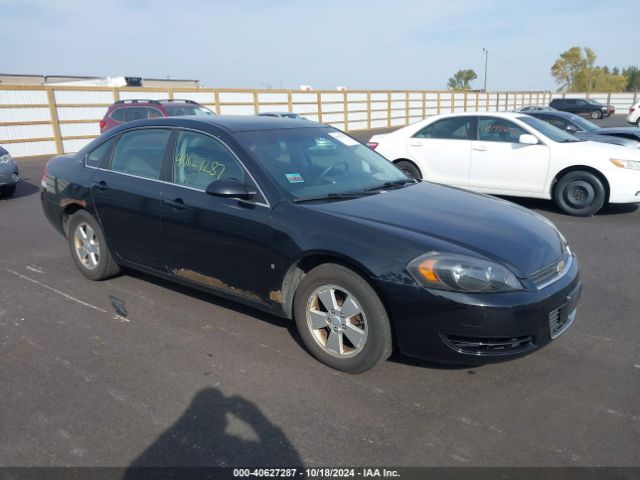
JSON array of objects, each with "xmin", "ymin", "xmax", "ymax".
[
  {"xmin": 172, "ymin": 130, "xmax": 246, "ymax": 189},
  {"xmin": 86, "ymin": 137, "xmax": 116, "ymax": 168},
  {"xmin": 414, "ymin": 117, "xmax": 472, "ymax": 140},
  {"xmin": 124, "ymin": 107, "xmax": 164, "ymax": 121},
  {"xmin": 109, "ymin": 129, "xmax": 171, "ymax": 180},
  {"xmin": 109, "ymin": 108, "xmax": 126, "ymax": 121}
]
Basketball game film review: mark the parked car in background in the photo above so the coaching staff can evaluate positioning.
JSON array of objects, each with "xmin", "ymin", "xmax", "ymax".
[
  {"xmin": 525, "ymin": 111, "xmax": 640, "ymax": 150},
  {"xmin": 549, "ymin": 98, "xmax": 613, "ymax": 119},
  {"xmin": 369, "ymin": 112, "xmax": 640, "ymax": 216},
  {"xmin": 516, "ymin": 105, "xmax": 557, "ymax": 112},
  {"xmin": 628, "ymin": 101, "xmax": 640, "ymax": 126},
  {"xmin": 258, "ymin": 112, "xmax": 307, "ymax": 120},
  {"xmin": 0, "ymin": 145, "xmax": 19, "ymax": 197},
  {"xmin": 99, "ymin": 99, "xmax": 215, "ymax": 133},
  {"xmin": 41, "ymin": 116, "xmax": 581, "ymax": 372}
]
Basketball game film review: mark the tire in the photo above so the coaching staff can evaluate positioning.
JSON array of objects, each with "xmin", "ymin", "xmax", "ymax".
[
  {"xmin": 590, "ymin": 110, "xmax": 603, "ymax": 119},
  {"xmin": 553, "ymin": 171, "xmax": 606, "ymax": 217},
  {"xmin": 293, "ymin": 263, "xmax": 392, "ymax": 373},
  {"xmin": 1, "ymin": 184, "xmax": 16, "ymax": 196},
  {"xmin": 67, "ymin": 210, "xmax": 120, "ymax": 280},
  {"xmin": 395, "ymin": 160, "xmax": 422, "ymax": 180}
]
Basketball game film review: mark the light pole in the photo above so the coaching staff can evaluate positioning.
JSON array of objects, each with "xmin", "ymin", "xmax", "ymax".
[{"xmin": 483, "ymin": 48, "xmax": 488, "ymax": 91}]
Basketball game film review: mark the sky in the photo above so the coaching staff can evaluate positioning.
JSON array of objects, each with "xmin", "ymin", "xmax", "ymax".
[{"xmin": 1, "ymin": 0, "xmax": 638, "ymax": 91}]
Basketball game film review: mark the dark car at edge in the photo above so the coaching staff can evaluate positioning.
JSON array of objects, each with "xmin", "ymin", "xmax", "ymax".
[
  {"xmin": 549, "ymin": 98, "xmax": 613, "ymax": 119},
  {"xmin": 525, "ymin": 110, "xmax": 640, "ymax": 149},
  {"xmin": 40, "ymin": 116, "xmax": 581, "ymax": 373}
]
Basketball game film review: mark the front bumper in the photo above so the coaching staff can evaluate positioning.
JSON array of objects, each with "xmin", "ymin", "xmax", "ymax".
[
  {"xmin": 378, "ymin": 256, "xmax": 580, "ymax": 365},
  {"xmin": 0, "ymin": 163, "xmax": 19, "ymax": 186},
  {"xmin": 605, "ymin": 168, "xmax": 640, "ymax": 203}
]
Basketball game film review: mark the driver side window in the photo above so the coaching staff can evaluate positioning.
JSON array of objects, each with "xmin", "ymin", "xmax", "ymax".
[
  {"xmin": 172, "ymin": 130, "xmax": 250, "ymax": 191},
  {"xmin": 477, "ymin": 118, "xmax": 527, "ymax": 143}
]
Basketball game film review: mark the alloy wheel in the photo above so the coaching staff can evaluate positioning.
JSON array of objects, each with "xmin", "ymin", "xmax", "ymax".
[
  {"xmin": 73, "ymin": 222, "xmax": 100, "ymax": 270},
  {"xmin": 305, "ymin": 284, "xmax": 368, "ymax": 358}
]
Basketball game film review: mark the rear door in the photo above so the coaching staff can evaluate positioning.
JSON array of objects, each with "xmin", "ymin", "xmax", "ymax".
[
  {"xmin": 90, "ymin": 128, "xmax": 171, "ymax": 269},
  {"xmin": 407, "ymin": 116, "xmax": 473, "ymax": 186},
  {"xmin": 469, "ymin": 117, "xmax": 549, "ymax": 193},
  {"xmin": 161, "ymin": 129, "xmax": 273, "ymax": 303}
]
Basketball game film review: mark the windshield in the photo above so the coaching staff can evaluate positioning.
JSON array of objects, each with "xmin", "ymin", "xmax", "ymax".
[
  {"xmin": 518, "ymin": 116, "xmax": 585, "ymax": 142},
  {"xmin": 565, "ymin": 112, "xmax": 599, "ymax": 132},
  {"xmin": 236, "ymin": 127, "xmax": 410, "ymax": 201},
  {"xmin": 166, "ymin": 106, "xmax": 215, "ymax": 117}
]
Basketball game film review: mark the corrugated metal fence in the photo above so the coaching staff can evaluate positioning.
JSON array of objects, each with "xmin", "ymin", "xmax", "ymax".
[{"xmin": 0, "ymin": 85, "xmax": 637, "ymax": 158}]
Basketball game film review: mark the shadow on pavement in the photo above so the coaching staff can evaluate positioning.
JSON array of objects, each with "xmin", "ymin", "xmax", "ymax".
[
  {"xmin": 0, "ymin": 179, "xmax": 40, "ymax": 201},
  {"xmin": 499, "ymin": 195, "xmax": 638, "ymax": 216},
  {"xmin": 124, "ymin": 387, "xmax": 303, "ymax": 475}
]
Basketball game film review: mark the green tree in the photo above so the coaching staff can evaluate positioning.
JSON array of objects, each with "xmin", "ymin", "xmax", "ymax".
[
  {"xmin": 447, "ymin": 69, "xmax": 477, "ymax": 90},
  {"xmin": 551, "ymin": 46, "xmax": 597, "ymax": 92},
  {"xmin": 623, "ymin": 66, "xmax": 640, "ymax": 92}
]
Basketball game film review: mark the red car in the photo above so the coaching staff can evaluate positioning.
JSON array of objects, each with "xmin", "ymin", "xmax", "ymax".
[{"xmin": 99, "ymin": 99, "xmax": 215, "ymax": 133}]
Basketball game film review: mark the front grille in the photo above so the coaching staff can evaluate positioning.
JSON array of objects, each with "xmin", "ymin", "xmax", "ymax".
[
  {"xmin": 531, "ymin": 253, "xmax": 572, "ymax": 289},
  {"xmin": 443, "ymin": 334, "xmax": 536, "ymax": 356}
]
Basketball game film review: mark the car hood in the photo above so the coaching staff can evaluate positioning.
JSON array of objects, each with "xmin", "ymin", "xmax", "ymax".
[
  {"xmin": 557, "ymin": 138, "xmax": 640, "ymax": 159},
  {"xmin": 302, "ymin": 182, "xmax": 565, "ymax": 277},
  {"xmin": 574, "ymin": 132, "xmax": 636, "ymax": 147}
]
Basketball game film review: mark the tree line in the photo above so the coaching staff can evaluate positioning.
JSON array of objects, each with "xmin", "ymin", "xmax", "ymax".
[{"xmin": 446, "ymin": 47, "xmax": 638, "ymax": 93}]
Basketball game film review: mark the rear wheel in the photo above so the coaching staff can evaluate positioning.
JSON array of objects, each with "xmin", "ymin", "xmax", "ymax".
[
  {"xmin": 394, "ymin": 160, "xmax": 422, "ymax": 180},
  {"xmin": 553, "ymin": 171, "xmax": 606, "ymax": 216},
  {"xmin": 293, "ymin": 264, "xmax": 392, "ymax": 373},
  {"xmin": 1, "ymin": 184, "xmax": 16, "ymax": 196},
  {"xmin": 590, "ymin": 110, "xmax": 603, "ymax": 119},
  {"xmin": 68, "ymin": 210, "xmax": 120, "ymax": 280}
]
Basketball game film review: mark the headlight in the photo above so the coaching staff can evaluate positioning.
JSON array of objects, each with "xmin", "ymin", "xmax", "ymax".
[
  {"xmin": 0, "ymin": 153, "xmax": 13, "ymax": 164},
  {"xmin": 610, "ymin": 158, "xmax": 640, "ymax": 171},
  {"xmin": 407, "ymin": 253, "xmax": 523, "ymax": 293}
]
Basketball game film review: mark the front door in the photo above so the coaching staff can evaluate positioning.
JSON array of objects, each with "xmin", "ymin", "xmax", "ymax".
[
  {"xmin": 468, "ymin": 117, "xmax": 550, "ymax": 193},
  {"xmin": 161, "ymin": 129, "xmax": 273, "ymax": 303},
  {"xmin": 90, "ymin": 128, "xmax": 171, "ymax": 269}
]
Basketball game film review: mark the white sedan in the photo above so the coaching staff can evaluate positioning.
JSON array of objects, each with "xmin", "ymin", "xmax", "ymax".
[{"xmin": 368, "ymin": 112, "xmax": 640, "ymax": 216}]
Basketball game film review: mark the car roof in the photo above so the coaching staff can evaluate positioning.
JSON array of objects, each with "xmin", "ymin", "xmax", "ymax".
[{"xmin": 108, "ymin": 115, "xmax": 324, "ymax": 133}]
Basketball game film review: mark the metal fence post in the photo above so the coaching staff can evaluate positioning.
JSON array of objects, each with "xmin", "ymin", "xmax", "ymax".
[
  {"xmin": 316, "ymin": 92, "xmax": 323, "ymax": 124},
  {"xmin": 387, "ymin": 92, "xmax": 392, "ymax": 128},
  {"xmin": 343, "ymin": 91, "xmax": 349, "ymax": 131},
  {"xmin": 367, "ymin": 91, "xmax": 372, "ymax": 129}
]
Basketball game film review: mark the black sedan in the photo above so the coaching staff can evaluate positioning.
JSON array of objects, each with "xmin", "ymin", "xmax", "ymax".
[
  {"xmin": 41, "ymin": 116, "xmax": 581, "ymax": 373},
  {"xmin": 526, "ymin": 111, "xmax": 640, "ymax": 149}
]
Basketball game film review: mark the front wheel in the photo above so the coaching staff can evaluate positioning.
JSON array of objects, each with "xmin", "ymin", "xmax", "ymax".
[
  {"xmin": 553, "ymin": 171, "xmax": 606, "ymax": 216},
  {"xmin": 591, "ymin": 110, "xmax": 603, "ymax": 119},
  {"xmin": 68, "ymin": 210, "xmax": 120, "ymax": 280},
  {"xmin": 394, "ymin": 160, "xmax": 422, "ymax": 180},
  {"xmin": 293, "ymin": 264, "xmax": 392, "ymax": 373}
]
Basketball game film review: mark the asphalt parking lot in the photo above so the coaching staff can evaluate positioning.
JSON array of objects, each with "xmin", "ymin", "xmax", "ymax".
[{"xmin": 0, "ymin": 115, "xmax": 638, "ymax": 468}]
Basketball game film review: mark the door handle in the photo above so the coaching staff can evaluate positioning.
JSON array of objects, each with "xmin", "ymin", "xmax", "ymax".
[
  {"xmin": 91, "ymin": 180, "xmax": 109, "ymax": 191},
  {"xmin": 163, "ymin": 198, "xmax": 188, "ymax": 211},
  {"xmin": 472, "ymin": 145, "xmax": 488, "ymax": 152},
  {"xmin": 409, "ymin": 142, "xmax": 423, "ymax": 147}
]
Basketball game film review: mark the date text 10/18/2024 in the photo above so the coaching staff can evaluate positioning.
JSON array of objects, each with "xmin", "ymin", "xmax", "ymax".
[{"xmin": 233, "ymin": 468, "xmax": 401, "ymax": 478}]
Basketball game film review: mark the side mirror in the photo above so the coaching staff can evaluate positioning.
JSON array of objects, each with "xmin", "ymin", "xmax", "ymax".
[
  {"xmin": 519, "ymin": 134, "xmax": 539, "ymax": 145},
  {"xmin": 205, "ymin": 179, "xmax": 256, "ymax": 200},
  {"xmin": 565, "ymin": 125, "xmax": 578, "ymax": 133}
]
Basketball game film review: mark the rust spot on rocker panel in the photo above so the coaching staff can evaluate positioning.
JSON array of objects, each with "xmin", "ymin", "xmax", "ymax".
[
  {"xmin": 173, "ymin": 268, "xmax": 261, "ymax": 302},
  {"xmin": 269, "ymin": 290, "xmax": 283, "ymax": 303}
]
